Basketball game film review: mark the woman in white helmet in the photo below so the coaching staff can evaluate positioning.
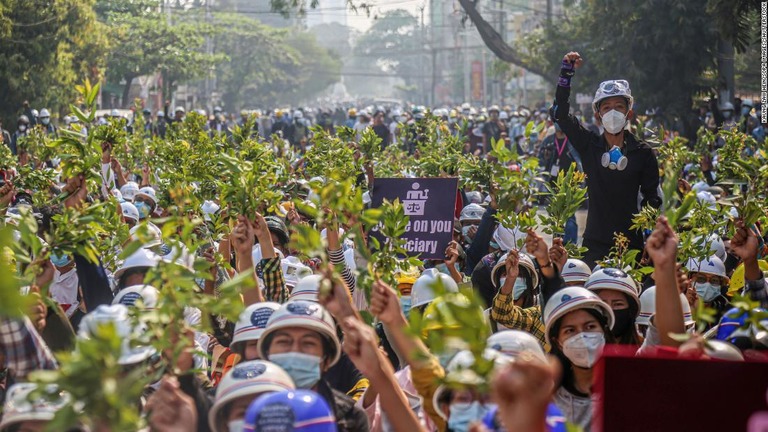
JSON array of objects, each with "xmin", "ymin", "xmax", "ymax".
[
  {"xmin": 488, "ymin": 250, "xmax": 547, "ymax": 348},
  {"xmin": 257, "ymin": 301, "xmax": 369, "ymax": 432},
  {"xmin": 686, "ymin": 254, "xmax": 730, "ymax": 324},
  {"xmin": 207, "ymin": 360, "xmax": 295, "ymax": 432},
  {"xmin": 543, "ymin": 287, "xmax": 615, "ymax": 430},
  {"xmin": 585, "ymin": 268, "xmax": 642, "ymax": 345}
]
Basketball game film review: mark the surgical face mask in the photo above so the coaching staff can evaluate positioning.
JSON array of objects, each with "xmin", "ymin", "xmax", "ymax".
[
  {"xmin": 400, "ymin": 295, "xmax": 412, "ymax": 317},
  {"xmin": 435, "ymin": 263, "xmax": 460, "ymax": 276},
  {"xmin": 50, "ymin": 253, "xmax": 71, "ymax": 268},
  {"xmin": 489, "ymin": 240, "xmax": 500, "ymax": 251},
  {"xmin": 227, "ymin": 419, "xmax": 245, "ymax": 432},
  {"xmin": 611, "ymin": 308, "xmax": 633, "ymax": 337},
  {"xmin": 562, "ymin": 332, "xmax": 605, "ymax": 368},
  {"xmin": 18, "ymin": 125, "xmax": 26, "ymax": 132},
  {"xmin": 512, "ymin": 277, "xmax": 528, "ymax": 300},
  {"xmin": 600, "ymin": 109, "xmax": 627, "ymax": 134},
  {"xmin": 269, "ymin": 352, "xmax": 322, "ymax": 389},
  {"xmin": 461, "ymin": 225, "xmax": 477, "ymax": 243},
  {"xmin": 41, "ymin": 118, "xmax": 50, "ymax": 125},
  {"xmin": 448, "ymin": 401, "xmax": 491, "ymax": 432},
  {"xmin": 695, "ymin": 281, "xmax": 721, "ymax": 303},
  {"xmin": 134, "ymin": 201, "xmax": 151, "ymax": 219}
]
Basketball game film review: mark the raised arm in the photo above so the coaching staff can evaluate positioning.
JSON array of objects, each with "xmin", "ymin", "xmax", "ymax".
[
  {"xmin": 645, "ymin": 216, "xmax": 684, "ymax": 347},
  {"xmin": 549, "ymin": 52, "xmax": 594, "ymax": 155}
]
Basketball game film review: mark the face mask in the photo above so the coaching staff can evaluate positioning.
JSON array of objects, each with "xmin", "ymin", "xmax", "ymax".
[
  {"xmin": 19, "ymin": 125, "xmax": 26, "ymax": 132},
  {"xmin": 554, "ymin": 123, "xmax": 562, "ymax": 132},
  {"xmin": 611, "ymin": 308, "xmax": 634, "ymax": 337},
  {"xmin": 695, "ymin": 281, "xmax": 721, "ymax": 303},
  {"xmin": 435, "ymin": 263, "xmax": 460, "ymax": 276},
  {"xmin": 400, "ymin": 295, "xmax": 412, "ymax": 317},
  {"xmin": 600, "ymin": 109, "xmax": 627, "ymax": 134},
  {"xmin": 227, "ymin": 419, "xmax": 245, "ymax": 432},
  {"xmin": 562, "ymin": 332, "xmax": 605, "ymax": 368},
  {"xmin": 722, "ymin": 111, "xmax": 732, "ymax": 119},
  {"xmin": 134, "ymin": 201, "xmax": 151, "ymax": 219},
  {"xmin": 269, "ymin": 352, "xmax": 322, "ymax": 389},
  {"xmin": 512, "ymin": 278, "xmax": 528, "ymax": 300},
  {"xmin": 448, "ymin": 401, "xmax": 491, "ymax": 432},
  {"xmin": 489, "ymin": 240, "xmax": 499, "ymax": 250},
  {"xmin": 461, "ymin": 225, "xmax": 477, "ymax": 244},
  {"xmin": 41, "ymin": 118, "xmax": 50, "ymax": 125},
  {"xmin": 50, "ymin": 253, "xmax": 72, "ymax": 268}
]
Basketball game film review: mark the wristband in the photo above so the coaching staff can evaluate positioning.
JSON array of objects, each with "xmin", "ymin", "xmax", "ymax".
[{"xmin": 559, "ymin": 59, "xmax": 575, "ymax": 88}]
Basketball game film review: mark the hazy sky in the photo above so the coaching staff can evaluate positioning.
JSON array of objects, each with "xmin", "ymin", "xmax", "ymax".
[{"xmin": 345, "ymin": 0, "xmax": 429, "ymax": 32}]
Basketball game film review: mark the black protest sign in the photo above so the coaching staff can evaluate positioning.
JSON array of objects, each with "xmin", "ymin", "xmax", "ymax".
[{"xmin": 371, "ymin": 177, "xmax": 459, "ymax": 259}]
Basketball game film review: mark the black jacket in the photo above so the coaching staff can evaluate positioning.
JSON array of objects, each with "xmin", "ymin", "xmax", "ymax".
[
  {"xmin": 550, "ymin": 85, "xmax": 661, "ymax": 250},
  {"xmin": 317, "ymin": 379, "xmax": 370, "ymax": 432}
]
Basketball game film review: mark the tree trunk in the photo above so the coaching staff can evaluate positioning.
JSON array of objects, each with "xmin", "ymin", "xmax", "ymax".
[
  {"xmin": 457, "ymin": 0, "xmax": 557, "ymax": 83},
  {"xmin": 716, "ymin": 37, "xmax": 735, "ymax": 105},
  {"xmin": 121, "ymin": 75, "xmax": 136, "ymax": 109}
]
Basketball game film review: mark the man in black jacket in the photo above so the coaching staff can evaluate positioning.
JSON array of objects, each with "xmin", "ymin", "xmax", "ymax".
[{"xmin": 550, "ymin": 51, "xmax": 661, "ymax": 268}]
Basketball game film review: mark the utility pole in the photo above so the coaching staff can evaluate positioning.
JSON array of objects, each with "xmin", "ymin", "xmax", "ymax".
[
  {"xmin": 205, "ymin": 0, "xmax": 213, "ymax": 110},
  {"xmin": 463, "ymin": 29, "xmax": 470, "ymax": 104},
  {"xmin": 547, "ymin": 0, "xmax": 552, "ymax": 26},
  {"xmin": 419, "ymin": 3, "xmax": 426, "ymax": 105}
]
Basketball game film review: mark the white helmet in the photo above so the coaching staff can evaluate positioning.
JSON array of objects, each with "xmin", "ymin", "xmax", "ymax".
[
  {"xmin": 111, "ymin": 188, "xmax": 123, "ymax": 201},
  {"xmin": 110, "ymin": 109, "xmax": 121, "ymax": 118},
  {"xmin": 121, "ymin": 201, "xmax": 140, "ymax": 223},
  {"xmin": 636, "ymin": 286, "xmax": 694, "ymax": 328},
  {"xmin": 459, "ymin": 203, "xmax": 485, "ymax": 223},
  {"xmin": 561, "ymin": 259, "xmax": 591, "ymax": 285},
  {"xmin": 288, "ymin": 274, "xmax": 322, "ymax": 302},
  {"xmin": 208, "ymin": 360, "xmax": 295, "ymax": 432},
  {"xmin": 282, "ymin": 257, "xmax": 313, "ymax": 290},
  {"xmin": 585, "ymin": 268, "xmax": 640, "ymax": 311},
  {"xmin": 112, "ymin": 284, "xmax": 159, "ymax": 308},
  {"xmin": 258, "ymin": 301, "xmax": 341, "ymax": 366},
  {"xmin": 39, "ymin": 108, "xmax": 51, "ymax": 118},
  {"xmin": 499, "ymin": 111, "xmax": 509, "ymax": 120},
  {"xmin": 432, "ymin": 349, "xmax": 511, "ymax": 420},
  {"xmin": 461, "ymin": 102, "xmax": 471, "ymax": 111},
  {"xmin": 492, "ymin": 225, "xmax": 527, "ymax": 252},
  {"xmin": 543, "ymin": 287, "xmax": 615, "ymax": 346},
  {"xmin": 592, "ymin": 79, "xmax": 634, "ymax": 113},
  {"xmin": 491, "ymin": 252, "xmax": 539, "ymax": 289},
  {"xmin": 293, "ymin": 110, "xmax": 303, "ymax": 119},
  {"xmin": 230, "ymin": 302, "xmax": 282, "ymax": 356},
  {"xmin": 129, "ymin": 222, "xmax": 163, "ymax": 248},
  {"xmin": 201, "ymin": 200, "xmax": 220, "ymax": 222},
  {"xmin": 486, "ymin": 330, "xmax": 547, "ymax": 363},
  {"xmin": 0, "ymin": 383, "xmax": 70, "ymax": 431},
  {"xmin": 411, "ymin": 268, "xmax": 460, "ymax": 308},
  {"xmin": 120, "ymin": 181, "xmax": 140, "ymax": 201},
  {"xmin": 78, "ymin": 304, "xmax": 157, "ymax": 365},
  {"xmin": 251, "ymin": 245, "xmax": 285, "ymax": 265},
  {"xmin": 686, "ymin": 255, "xmax": 727, "ymax": 278},
  {"xmin": 135, "ymin": 186, "xmax": 157, "ymax": 207},
  {"xmin": 157, "ymin": 110, "xmax": 165, "ymax": 117},
  {"xmin": 692, "ymin": 235, "xmax": 726, "ymax": 262},
  {"xmin": 704, "ymin": 340, "xmax": 743, "ymax": 361},
  {"xmin": 113, "ymin": 247, "xmax": 161, "ymax": 280}
]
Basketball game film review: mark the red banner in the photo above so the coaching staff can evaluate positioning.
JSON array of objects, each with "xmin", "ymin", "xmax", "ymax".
[
  {"xmin": 593, "ymin": 346, "xmax": 768, "ymax": 432},
  {"xmin": 471, "ymin": 61, "xmax": 483, "ymax": 102}
]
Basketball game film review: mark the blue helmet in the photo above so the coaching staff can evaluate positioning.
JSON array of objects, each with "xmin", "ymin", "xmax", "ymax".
[
  {"xmin": 244, "ymin": 390, "xmax": 337, "ymax": 432},
  {"xmin": 716, "ymin": 307, "xmax": 768, "ymax": 350}
]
